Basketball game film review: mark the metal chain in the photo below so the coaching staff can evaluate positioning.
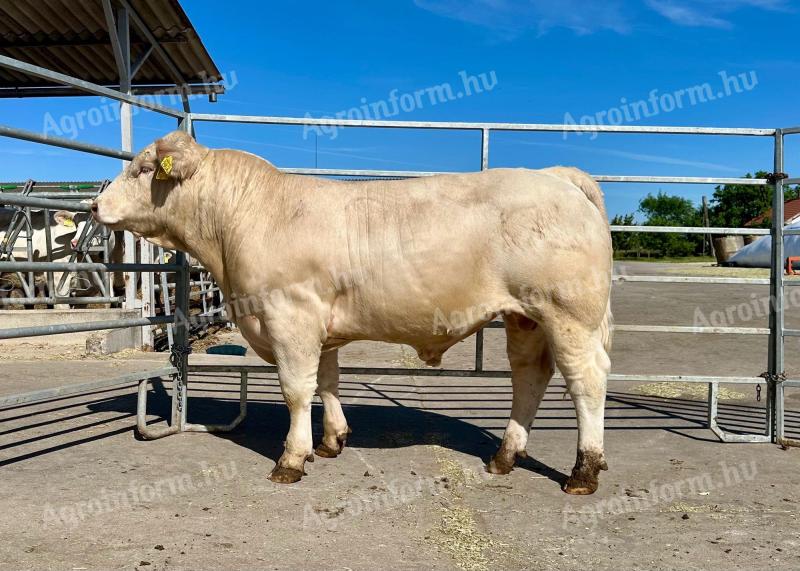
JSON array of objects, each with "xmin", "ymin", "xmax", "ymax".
[
  {"xmin": 758, "ymin": 371, "xmax": 787, "ymax": 402},
  {"xmin": 169, "ymin": 343, "xmax": 192, "ymax": 368},
  {"xmin": 170, "ymin": 344, "xmax": 192, "ymax": 413}
]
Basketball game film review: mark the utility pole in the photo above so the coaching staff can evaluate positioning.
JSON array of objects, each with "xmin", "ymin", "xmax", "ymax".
[{"xmin": 702, "ymin": 195, "xmax": 715, "ymax": 261}]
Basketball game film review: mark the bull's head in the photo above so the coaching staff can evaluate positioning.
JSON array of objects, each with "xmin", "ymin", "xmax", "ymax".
[{"xmin": 92, "ymin": 130, "xmax": 208, "ymax": 247}]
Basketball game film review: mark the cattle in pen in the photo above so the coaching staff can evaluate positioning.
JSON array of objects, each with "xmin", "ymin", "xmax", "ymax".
[
  {"xmin": 0, "ymin": 207, "xmax": 90, "ymax": 302},
  {"xmin": 92, "ymin": 130, "xmax": 613, "ymax": 495}
]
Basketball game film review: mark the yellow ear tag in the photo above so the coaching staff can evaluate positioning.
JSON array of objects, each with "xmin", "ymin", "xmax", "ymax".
[
  {"xmin": 156, "ymin": 155, "xmax": 173, "ymax": 180},
  {"xmin": 63, "ymin": 219, "xmax": 75, "ymax": 228}
]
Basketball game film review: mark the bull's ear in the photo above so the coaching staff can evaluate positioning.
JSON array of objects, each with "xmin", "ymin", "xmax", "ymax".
[
  {"xmin": 54, "ymin": 211, "xmax": 76, "ymax": 227},
  {"xmin": 154, "ymin": 130, "xmax": 208, "ymax": 181}
]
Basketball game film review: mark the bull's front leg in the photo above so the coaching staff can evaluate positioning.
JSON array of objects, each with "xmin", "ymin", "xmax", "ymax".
[{"xmin": 267, "ymin": 315, "xmax": 325, "ymax": 484}]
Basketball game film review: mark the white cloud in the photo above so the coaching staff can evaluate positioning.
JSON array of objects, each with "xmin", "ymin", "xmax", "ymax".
[
  {"xmin": 645, "ymin": 0, "xmax": 788, "ymax": 29},
  {"xmin": 413, "ymin": 0, "xmax": 630, "ymax": 38},
  {"xmin": 510, "ymin": 139, "xmax": 741, "ymax": 173},
  {"xmin": 414, "ymin": 0, "xmax": 789, "ymax": 36}
]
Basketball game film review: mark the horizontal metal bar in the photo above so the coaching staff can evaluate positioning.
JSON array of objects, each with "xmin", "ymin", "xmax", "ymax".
[
  {"xmin": 0, "ymin": 262, "xmax": 182, "ymax": 272},
  {"xmin": 187, "ymin": 363, "xmax": 766, "ymax": 384},
  {"xmin": 596, "ymin": 176, "xmax": 767, "ymax": 185},
  {"xmin": 189, "ymin": 113, "xmax": 775, "ymax": 136},
  {"xmin": 784, "ymin": 178, "xmax": 800, "ymax": 185},
  {"xmin": 614, "ymin": 275, "xmax": 770, "ymax": 285},
  {"xmin": 0, "ymin": 366, "xmax": 176, "ymax": 408},
  {"xmin": 281, "ymin": 167, "xmax": 768, "ymax": 187},
  {"xmin": 782, "ymin": 126, "xmax": 800, "ymax": 135},
  {"xmin": 0, "ymin": 296, "xmax": 122, "ymax": 305},
  {"xmin": 0, "ymin": 55, "xmax": 185, "ymax": 118},
  {"xmin": 0, "ymin": 315, "xmax": 174, "ymax": 340},
  {"xmin": 783, "ymin": 229, "xmax": 800, "ymax": 236},
  {"xmin": 782, "ymin": 329, "xmax": 800, "ymax": 337},
  {"xmin": 0, "ymin": 124, "xmax": 134, "ymax": 162},
  {"xmin": 615, "ymin": 324, "xmax": 769, "ymax": 335},
  {"xmin": 0, "ymin": 84, "xmax": 225, "ymax": 99},
  {"xmin": 284, "ymin": 167, "xmax": 441, "ymax": 178},
  {"xmin": 0, "ymin": 192, "xmax": 100, "ymax": 199},
  {"xmin": 0, "ymin": 191, "xmax": 95, "ymax": 211},
  {"xmin": 610, "ymin": 225, "xmax": 768, "ymax": 235},
  {"xmin": 187, "ymin": 315, "xmax": 230, "ymax": 325}
]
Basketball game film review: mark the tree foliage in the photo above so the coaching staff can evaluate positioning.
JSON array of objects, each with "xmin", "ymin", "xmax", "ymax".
[{"xmin": 708, "ymin": 171, "xmax": 793, "ymax": 228}]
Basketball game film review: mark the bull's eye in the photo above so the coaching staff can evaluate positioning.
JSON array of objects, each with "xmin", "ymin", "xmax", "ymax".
[{"xmin": 139, "ymin": 166, "xmax": 154, "ymax": 175}]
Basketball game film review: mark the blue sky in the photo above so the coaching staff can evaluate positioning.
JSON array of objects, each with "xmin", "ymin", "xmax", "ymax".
[{"xmin": 2, "ymin": 0, "xmax": 800, "ymax": 218}]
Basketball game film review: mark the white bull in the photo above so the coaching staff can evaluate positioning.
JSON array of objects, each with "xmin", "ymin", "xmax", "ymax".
[
  {"xmin": 0, "ymin": 207, "xmax": 91, "ymax": 302},
  {"xmin": 93, "ymin": 131, "xmax": 613, "ymax": 494}
]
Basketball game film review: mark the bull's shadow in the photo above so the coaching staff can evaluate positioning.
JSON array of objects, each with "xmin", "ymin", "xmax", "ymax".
[{"xmin": 90, "ymin": 379, "xmax": 567, "ymax": 485}]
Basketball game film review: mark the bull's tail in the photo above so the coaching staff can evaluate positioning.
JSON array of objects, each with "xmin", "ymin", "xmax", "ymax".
[{"xmin": 599, "ymin": 299, "xmax": 613, "ymax": 354}]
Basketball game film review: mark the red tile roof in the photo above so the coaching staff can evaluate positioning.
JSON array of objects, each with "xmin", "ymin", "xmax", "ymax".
[{"xmin": 747, "ymin": 198, "xmax": 800, "ymax": 226}]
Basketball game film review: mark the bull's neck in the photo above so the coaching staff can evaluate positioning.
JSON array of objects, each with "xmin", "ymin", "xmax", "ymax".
[
  {"xmin": 159, "ymin": 173, "xmax": 226, "ymax": 287},
  {"xmin": 157, "ymin": 152, "xmax": 287, "ymax": 292}
]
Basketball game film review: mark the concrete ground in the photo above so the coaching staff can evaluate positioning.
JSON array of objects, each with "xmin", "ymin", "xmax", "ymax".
[{"xmin": 1, "ymin": 261, "xmax": 799, "ymax": 570}]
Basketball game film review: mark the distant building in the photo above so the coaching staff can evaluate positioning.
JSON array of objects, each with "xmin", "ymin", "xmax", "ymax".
[{"xmin": 746, "ymin": 198, "xmax": 800, "ymax": 227}]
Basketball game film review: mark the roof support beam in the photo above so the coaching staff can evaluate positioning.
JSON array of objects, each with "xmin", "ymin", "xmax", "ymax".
[
  {"xmin": 0, "ymin": 55, "xmax": 184, "ymax": 117},
  {"xmin": 101, "ymin": 0, "xmax": 127, "ymax": 82},
  {"xmin": 118, "ymin": 0, "xmax": 187, "ymax": 88},
  {"xmin": 0, "ymin": 38, "xmax": 187, "ymax": 49},
  {"xmin": 130, "ymin": 45, "xmax": 153, "ymax": 79},
  {"xmin": 0, "ymin": 84, "xmax": 224, "ymax": 98}
]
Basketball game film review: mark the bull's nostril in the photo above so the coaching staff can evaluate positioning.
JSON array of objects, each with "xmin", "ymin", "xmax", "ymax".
[{"xmin": 91, "ymin": 202, "xmax": 99, "ymax": 214}]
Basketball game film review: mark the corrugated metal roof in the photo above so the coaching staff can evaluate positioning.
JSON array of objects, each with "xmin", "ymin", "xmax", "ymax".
[{"xmin": 0, "ymin": 0, "xmax": 222, "ymax": 91}]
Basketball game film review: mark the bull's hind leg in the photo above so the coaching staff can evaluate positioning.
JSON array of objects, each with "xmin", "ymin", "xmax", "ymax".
[
  {"xmin": 487, "ymin": 314, "xmax": 554, "ymax": 474},
  {"xmin": 547, "ymin": 318, "xmax": 610, "ymax": 495},
  {"xmin": 315, "ymin": 349, "xmax": 352, "ymax": 458}
]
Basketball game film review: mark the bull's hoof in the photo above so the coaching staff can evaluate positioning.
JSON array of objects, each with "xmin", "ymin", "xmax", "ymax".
[
  {"xmin": 486, "ymin": 457, "xmax": 513, "ymax": 475},
  {"xmin": 562, "ymin": 450, "xmax": 608, "ymax": 495},
  {"xmin": 315, "ymin": 443, "xmax": 340, "ymax": 458},
  {"xmin": 562, "ymin": 477, "xmax": 598, "ymax": 495},
  {"xmin": 486, "ymin": 447, "xmax": 528, "ymax": 475},
  {"xmin": 268, "ymin": 466, "xmax": 304, "ymax": 484},
  {"xmin": 314, "ymin": 428, "xmax": 351, "ymax": 459}
]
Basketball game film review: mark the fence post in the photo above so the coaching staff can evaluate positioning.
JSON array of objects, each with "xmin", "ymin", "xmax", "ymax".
[
  {"xmin": 768, "ymin": 128, "xmax": 784, "ymax": 442},
  {"xmin": 170, "ymin": 114, "xmax": 195, "ymax": 429}
]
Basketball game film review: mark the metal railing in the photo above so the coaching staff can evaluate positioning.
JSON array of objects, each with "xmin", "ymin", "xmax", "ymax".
[
  {"xmin": 187, "ymin": 111, "xmax": 790, "ymax": 445},
  {"xmin": 0, "ymin": 181, "xmax": 120, "ymax": 305},
  {"xmin": 0, "ymin": 52, "xmax": 796, "ymax": 446}
]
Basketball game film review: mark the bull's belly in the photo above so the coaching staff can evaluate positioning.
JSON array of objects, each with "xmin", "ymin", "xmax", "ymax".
[{"xmin": 326, "ymin": 294, "xmax": 519, "ymax": 365}]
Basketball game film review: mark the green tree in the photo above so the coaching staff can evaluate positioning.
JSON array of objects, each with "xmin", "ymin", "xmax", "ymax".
[
  {"xmin": 709, "ymin": 171, "xmax": 800, "ymax": 228},
  {"xmin": 638, "ymin": 191, "xmax": 702, "ymax": 257},
  {"xmin": 610, "ymin": 213, "xmax": 641, "ymax": 256}
]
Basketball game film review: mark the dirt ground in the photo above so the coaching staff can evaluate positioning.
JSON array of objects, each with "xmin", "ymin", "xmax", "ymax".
[{"xmin": 1, "ymin": 261, "xmax": 799, "ymax": 570}]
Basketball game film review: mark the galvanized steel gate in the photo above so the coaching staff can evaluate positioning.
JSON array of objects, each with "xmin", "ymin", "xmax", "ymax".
[{"xmin": 0, "ymin": 53, "xmax": 798, "ymax": 446}]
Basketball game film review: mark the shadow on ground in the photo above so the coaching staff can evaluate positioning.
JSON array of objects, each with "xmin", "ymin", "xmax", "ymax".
[{"xmin": 5, "ymin": 373, "xmax": 799, "ymax": 488}]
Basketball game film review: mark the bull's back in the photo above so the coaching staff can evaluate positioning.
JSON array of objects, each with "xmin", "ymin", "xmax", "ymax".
[{"xmin": 312, "ymin": 168, "xmax": 610, "ymax": 340}]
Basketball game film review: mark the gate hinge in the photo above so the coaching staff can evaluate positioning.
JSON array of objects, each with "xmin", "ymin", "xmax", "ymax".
[{"xmin": 766, "ymin": 172, "xmax": 788, "ymax": 184}]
